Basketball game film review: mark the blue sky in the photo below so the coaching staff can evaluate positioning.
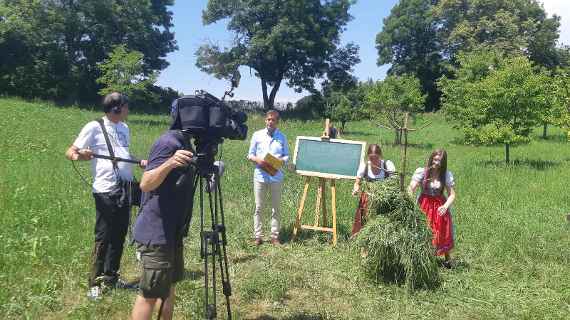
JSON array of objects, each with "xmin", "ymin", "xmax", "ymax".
[
  {"xmin": 156, "ymin": 0, "xmax": 399, "ymax": 103},
  {"xmin": 156, "ymin": 0, "xmax": 570, "ymax": 103}
]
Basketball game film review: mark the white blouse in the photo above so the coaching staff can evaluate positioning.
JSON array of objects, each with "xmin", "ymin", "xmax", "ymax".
[
  {"xmin": 357, "ymin": 160, "xmax": 396, "ymax": 180},
  {"xmin": 411, "ymin": 167, "xmax": 455, "ymax": 191}
]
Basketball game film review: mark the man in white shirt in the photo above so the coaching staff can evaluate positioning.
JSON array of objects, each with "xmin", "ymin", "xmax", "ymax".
[
  {"xmin": 65, "ymin": 92, "xmax": 146, "ymax": 298},
  {"xmin": 247, "ymin": 110, "xmax": 289, "ymax": 245}
]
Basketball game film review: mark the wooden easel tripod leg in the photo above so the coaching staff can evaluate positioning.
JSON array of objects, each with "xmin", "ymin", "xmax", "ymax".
[
  {"xmin": 331, "ymin": 179, "xmax": 337, "ymax": 246},
  {"xmin": 292, "ymin": 176, "xmax": 311, "ymax": 240},
  {"xmin": 314, "ymin": 178, "xmax": 324, "ymax": 227},
  {"xmin": 321, "ymin": 179, "xmax": 328, "ymax": 226},
  {"xmin": 292, "ymin": 177, "xmax": 337, "ymax": 246}
]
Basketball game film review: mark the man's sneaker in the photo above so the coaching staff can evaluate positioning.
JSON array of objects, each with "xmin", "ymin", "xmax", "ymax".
[{"xmin": 87, "ymin": 286, "xmax": 102, "ymax": 300}]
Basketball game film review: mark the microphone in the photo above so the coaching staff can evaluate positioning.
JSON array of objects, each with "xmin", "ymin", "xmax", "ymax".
[{"xmin": 207, "ymin": 161, "xmax": 225, "ymax": 192}]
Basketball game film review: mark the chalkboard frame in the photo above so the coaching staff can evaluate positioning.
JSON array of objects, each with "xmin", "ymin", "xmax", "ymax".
[{"xmin": 293, "ymin": 136, "xmax": 366, "ymax": 179}]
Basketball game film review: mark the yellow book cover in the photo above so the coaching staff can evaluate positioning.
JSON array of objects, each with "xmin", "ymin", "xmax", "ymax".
[{"xmin": 263, "ymin": 153, "xmax": 283, "ymax": 176}]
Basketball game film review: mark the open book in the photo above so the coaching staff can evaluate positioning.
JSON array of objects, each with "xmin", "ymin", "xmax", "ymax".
[{"xmin": 261, "ymin": 153, "xmax": 283, "ymax": 176}]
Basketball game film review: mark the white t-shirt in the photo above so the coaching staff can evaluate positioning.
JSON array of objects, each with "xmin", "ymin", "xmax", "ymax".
[
  {"xmin": 73, "ymin": 117, "xmax": 133, "ymax": 193},
  {"xmin": 356, "ymin": 159, "xmax": 396, "ymax": 181}
]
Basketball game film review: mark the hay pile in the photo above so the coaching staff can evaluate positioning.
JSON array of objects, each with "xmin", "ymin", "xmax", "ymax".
[{"xmin": 355, "ymin": 178, "xmax": 440, "ymax": 291}]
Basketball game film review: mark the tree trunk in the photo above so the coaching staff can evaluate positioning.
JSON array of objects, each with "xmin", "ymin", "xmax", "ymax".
[
  {"xmin": 261, "ymin": 79, "xmax": 270, "ymax": 110},
  {"xmin": 261, "ymin": 77, "xmax": 282, "ymax": 111},
  {"xmin": 542, "ymin": 123, "xmax": 548, "ymax": 139},
  {"xmin": 505, "ymin": 143, "xmax": 510, "ymax": 164},
  {"xmin": 341, "ymin": 121, "xmax": 346, "ymax": 133},
  {"xmin": 394, "ymin": 129, "xmax": 401, "ymax": 145}
]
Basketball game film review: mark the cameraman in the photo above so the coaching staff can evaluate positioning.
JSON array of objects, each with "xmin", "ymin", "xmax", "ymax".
[
  {"xmin": 131, "ymin": 105, "xmax": 194, "ymax": 320},
  {"xmin": 65, "ymin": 92, "xmax": 146, "ymax": 298}
]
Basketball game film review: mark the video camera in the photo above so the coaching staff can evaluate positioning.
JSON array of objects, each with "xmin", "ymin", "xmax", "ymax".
[
  {"xmin": 171, "ymin": 90, "xmax": 248, "ymax": 176},
  {"xmin": 173, "ymin": 90, "xmax": 247, "ymax": 140}
]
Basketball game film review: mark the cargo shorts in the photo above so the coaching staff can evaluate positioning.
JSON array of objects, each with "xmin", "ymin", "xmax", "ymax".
[{"xmin": 137, "ymin": 242, "xmax": 184, "ymax": 299}]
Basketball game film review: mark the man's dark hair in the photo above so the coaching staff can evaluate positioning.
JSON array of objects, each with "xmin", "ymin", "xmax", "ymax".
[
  {"xmin": 266, "ymin": 109, "xmax": 280, "ymax": 120},
  {"xmin": 103, "ymin": 92, "xmax": 129, "ymax": 113}
]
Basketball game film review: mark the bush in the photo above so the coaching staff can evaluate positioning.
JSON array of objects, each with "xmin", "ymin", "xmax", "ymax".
[{"xmin": 355, "ymin": 179, "xmax": 440, "ymax": 291}]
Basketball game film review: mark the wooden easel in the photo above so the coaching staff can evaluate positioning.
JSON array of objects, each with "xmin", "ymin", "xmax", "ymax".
[
  {"xmin": 292, "ymin": 176, "xmax": 338, "ymax": 245},
  {"xmin": 292, "ymin": 119, "xmax": 338, "ymax": 245}
]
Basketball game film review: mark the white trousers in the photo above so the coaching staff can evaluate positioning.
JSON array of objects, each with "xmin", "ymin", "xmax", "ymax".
[{"xmin": 253, "ymin": 180, "xmax": 283, "ymax": 239}]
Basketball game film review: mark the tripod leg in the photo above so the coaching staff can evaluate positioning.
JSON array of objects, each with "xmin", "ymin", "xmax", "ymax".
[
  {"xmin": 198, "ymin": 173, "xmax": 233, "ymax": 319},
  {"xmin": 216, "ymin": 173, "xmax": 232, "ymax": 319},
  {"xmin": 199, "ymin": 178, "xmax": 216, "ymax": 319}
]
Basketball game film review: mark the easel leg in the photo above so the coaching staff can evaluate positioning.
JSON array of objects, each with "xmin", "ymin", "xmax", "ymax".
[
  {"xmin": 292, "ymin": 176, "xmax": 311, "ymax": 240},
  {"xmin": 331, "ymin": 180, "xmax": 337, "ymax": 246},
  {"xmin": 321, "ymin": 180, "xmax": 328, "ymax": 227},
  {"xmin": 314, "ymin": 178, "xmax": 324, "ymax": 227}
]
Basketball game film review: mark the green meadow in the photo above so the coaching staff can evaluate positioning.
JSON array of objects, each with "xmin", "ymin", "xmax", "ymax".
[{"xmin": 1, "ymin": 97, "xmax": 568, "ymax": 319}]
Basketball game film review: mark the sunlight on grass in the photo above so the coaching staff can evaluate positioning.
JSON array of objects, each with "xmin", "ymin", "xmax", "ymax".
[{"xmin": 0, "ymin": 97, "xmax": 568, "ymax": 319}]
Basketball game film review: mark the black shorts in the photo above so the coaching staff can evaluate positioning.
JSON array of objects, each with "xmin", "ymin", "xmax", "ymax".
[{"xmin": 137, "ymin": 243, "xmax": 184, "ymax": 299}]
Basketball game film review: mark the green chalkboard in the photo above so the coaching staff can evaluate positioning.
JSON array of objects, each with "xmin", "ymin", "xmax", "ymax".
[{"xmin": 293, "ymin": 136, "xmax": 366, "ymax": 179}]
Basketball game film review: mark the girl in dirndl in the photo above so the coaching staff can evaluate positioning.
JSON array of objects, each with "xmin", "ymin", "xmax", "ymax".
[
  {"xmin": 351, "ymin": 144, "xmax": 396, "ymax": 236},
  {"xmin": 408, "ymin": 149, "xmax": 456, "ymax": 268}
]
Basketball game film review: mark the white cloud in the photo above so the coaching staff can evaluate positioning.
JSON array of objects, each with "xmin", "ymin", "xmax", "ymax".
[{"xmin": 541, "ymin": 0, "xmax": 570, "ymax": 46}]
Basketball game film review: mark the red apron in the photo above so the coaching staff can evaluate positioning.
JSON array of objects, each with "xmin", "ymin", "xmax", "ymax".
[{"xmin": 418, "ymin": 194, "xmax": 454, "ymax": 255}]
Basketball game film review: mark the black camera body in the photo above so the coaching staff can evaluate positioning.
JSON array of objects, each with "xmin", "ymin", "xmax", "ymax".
[
  {"xmin": 172, "ymin": 90, "xmax": 247, "ymax": 180},
  {"xmin": 173, "ymin": 90, "xmax": 248, "ymax": 141}
]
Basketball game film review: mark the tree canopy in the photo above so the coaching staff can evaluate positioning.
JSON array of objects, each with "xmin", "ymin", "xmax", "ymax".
[
  {"xmin": 440, "ymin": 51, "xmax": 553, "ymax": 162},
  {"xmin": 196, "ymin": 0, "xmax": 355, "ymax": 109},
  {"xmin": 375, "ymin": 0, "xmax": 442, "ymax": 111},
  {"xmin": 0, "ymin": 0, "xmax": 176, "ymax": 103},
  {"xmin": 97, "ymin": 45, "xmax": 157, "ymax": 97},
  {"xmin": 366, "ymin": 74, "xmax": 425, "ymax": 144},
  {"xmin": 376, "ymin": 0, "xmax": 562, "ymax": 111}
]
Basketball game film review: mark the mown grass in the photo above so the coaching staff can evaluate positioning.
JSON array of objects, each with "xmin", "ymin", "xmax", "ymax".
[{"xmin": 0, "ymin": 97, "xmax": 568, "ymax": 319}]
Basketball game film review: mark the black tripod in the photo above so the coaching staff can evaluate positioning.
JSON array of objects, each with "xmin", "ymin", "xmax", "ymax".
[{"xmin": 187, "ymin": 161, "xmax": 233, "ymax": 319}]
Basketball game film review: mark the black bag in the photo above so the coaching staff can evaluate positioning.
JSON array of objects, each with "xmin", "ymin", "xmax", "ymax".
[
  {"xmin": 96, "ymin": 119, "xmax": 142, "ymax": 207},
  {"xmin": 108, "ymin": 178, "xmax": 141, "ymax": 207}
]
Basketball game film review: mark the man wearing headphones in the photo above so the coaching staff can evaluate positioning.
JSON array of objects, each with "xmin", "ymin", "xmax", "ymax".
[{"xmin": 65, "ymin": 92, "xmax": 146, "ymax": 299}]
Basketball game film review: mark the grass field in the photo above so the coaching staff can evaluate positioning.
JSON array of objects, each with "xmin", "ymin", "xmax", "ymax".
[{"xmin": 0, "ymin": 97, "xmax": 569, "ymax": 319}]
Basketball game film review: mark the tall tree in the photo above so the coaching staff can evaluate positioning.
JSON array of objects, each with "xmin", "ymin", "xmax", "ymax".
[
  {"xmin": 0, "ymin": 0, "xmax": 176, "ymax": 102},
  {"xmin": 552, "ymin": 67, "xmax": 570, "ymax": 138},
  {"xmin": 195, "ymin": 0, "xmax": 354, "ymax": 110},
  {"xmin": 434, "ymin": 0, "xmax": 561, "ymax": 68},
  {"xmin": 376, "ymin": 0, "xmax": 562, "ymax": 111},
  {"xmin": 322, "ymin": 42, "xmax": 361, "ymax": 95},
  {"xmin": 440, "ymin": 51, "xmax": 552, "ymax": 163},
  {"xmin": 375, "ymin": 0, "xmax": 443, "ymax": 112}
]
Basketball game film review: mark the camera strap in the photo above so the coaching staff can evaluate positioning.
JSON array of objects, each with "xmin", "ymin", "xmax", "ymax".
[{"xmin": 96, "ymin": 118, "xmax": 125, "ymax": 184}]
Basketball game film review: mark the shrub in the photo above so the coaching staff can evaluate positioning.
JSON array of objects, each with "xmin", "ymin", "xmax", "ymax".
[{"xmin": 355, "ymin": 179, "xmax": 440, "ymax": 291}]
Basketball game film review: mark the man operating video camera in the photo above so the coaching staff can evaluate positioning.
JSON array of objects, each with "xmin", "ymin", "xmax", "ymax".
[
  {"xmin": 131, "ymin": 91, "xmax": 247, "ymax": 320},
  {"xmin": 130, "ymin": 110, "xmax": 195, "ymax": 320}
]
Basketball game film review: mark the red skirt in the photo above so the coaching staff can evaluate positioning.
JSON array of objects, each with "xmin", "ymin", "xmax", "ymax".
[
  {"xmin": 351, "ymin": 192, "xmax": 369, "ymax": 236},
  {"xmin": 418, "ymin": 194, "xmax": 454, "ymax": 255}
]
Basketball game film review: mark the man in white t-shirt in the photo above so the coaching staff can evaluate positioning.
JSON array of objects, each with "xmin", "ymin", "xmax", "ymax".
[{"xmin": 65, "ymin": 92, "xmax": 146, "ymax": 298}]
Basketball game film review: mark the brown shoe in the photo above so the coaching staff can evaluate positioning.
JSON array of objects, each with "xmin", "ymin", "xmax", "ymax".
[
  {"xmin": 254, "ymin": 238, "xmax": 263, "ymax": 246},
  {"xmin": 270, "ymin": 238, "xmax": 281, "ymax": 245}
]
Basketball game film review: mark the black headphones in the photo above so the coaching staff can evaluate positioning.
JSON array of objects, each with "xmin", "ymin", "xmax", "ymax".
[
  {"xmin": 104, "ymin": 93, "xmax": 129, "ymax": 114},
  {"xmin": 113, "ymin": 94, "xmax": 128, "ymax": 114}
]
